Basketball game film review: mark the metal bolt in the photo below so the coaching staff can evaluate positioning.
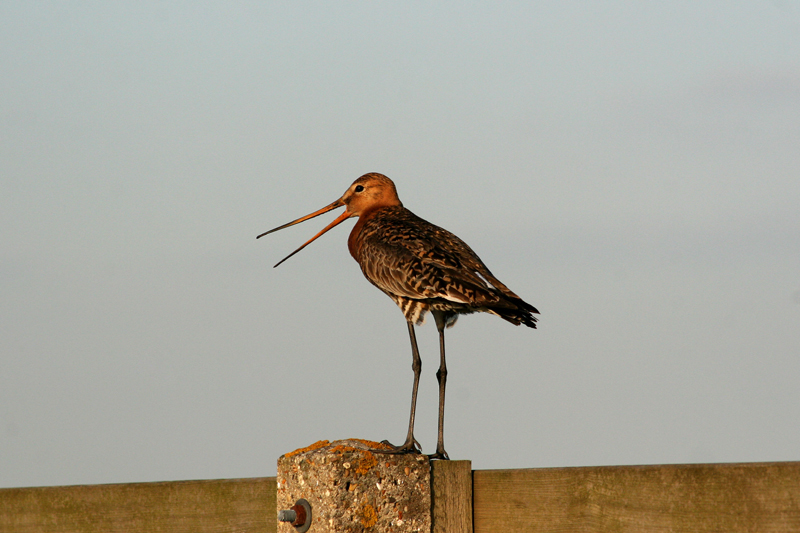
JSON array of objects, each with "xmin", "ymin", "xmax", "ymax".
[
  {"xmin": 278, "ymin": 509, "xmax": 297, "ymax": 523},
  {"xmin": 277, "ymin": 498, "xmax": 312, "ymax": 532}
]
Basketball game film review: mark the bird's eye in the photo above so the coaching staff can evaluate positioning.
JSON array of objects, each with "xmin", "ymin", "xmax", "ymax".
[{"xmin": 355, "ymin": 185, "xmax": 364, "ymax": 193}]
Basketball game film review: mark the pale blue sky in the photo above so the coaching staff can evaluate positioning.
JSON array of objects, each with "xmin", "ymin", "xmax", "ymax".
[{"xmin": 2, "ymin": 2, "xmax": 799, "ymax": 488}]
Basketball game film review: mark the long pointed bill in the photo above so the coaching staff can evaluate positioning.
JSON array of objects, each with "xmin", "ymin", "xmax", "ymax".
[{"xmin": 256, "ymin": 199, "xmax": 351, "ymax": 268}]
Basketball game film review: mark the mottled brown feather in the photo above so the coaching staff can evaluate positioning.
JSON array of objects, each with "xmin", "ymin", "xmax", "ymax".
[
  {"xmin": 349, "ymin": 203, "xmax": 538, "ymax": 328},
  {"xmin": 262, "ymin": 172, "xmax": 538, "ymax": 329}
]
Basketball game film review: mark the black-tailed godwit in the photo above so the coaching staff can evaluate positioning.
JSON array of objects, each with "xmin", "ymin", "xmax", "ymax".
[{"xmin": 258, "ymin": 173, "xmax": 538, "ymax": 459}]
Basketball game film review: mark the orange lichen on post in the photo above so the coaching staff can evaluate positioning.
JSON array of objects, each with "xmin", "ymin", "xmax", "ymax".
[
  {"xmin": 282, "ymin": 440, "xmax": 330, "ymax": 459},
  {"xmin": 351, "ymin": 438, "xmax": 392, "ymax": 450},
  {"xmin": 323, "ymin": 439, "xmax": 393, "ymax": 476},
  {"xmin": 277, "ymin": 439, "xmax": 431, "ymax": 532},
  {"xmin": 328, "ymin": 439, "xmax": 390, "ymax": 455},
  {"xmin": 359, "ymin": 503, "xmax": 378, "ymax": 528},
  {"xmin": 354, "ymin": 451, "xmax": 377, "ymax": 475}
]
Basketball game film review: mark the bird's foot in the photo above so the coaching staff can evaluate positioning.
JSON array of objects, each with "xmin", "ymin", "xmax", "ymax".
[
  {"xmin": 427, "ymin": 447, "xmax": 450, "ymax": 460},
  {"xmin": 370, "ymin": 438, "xmax": 422, "ymax": 455}
]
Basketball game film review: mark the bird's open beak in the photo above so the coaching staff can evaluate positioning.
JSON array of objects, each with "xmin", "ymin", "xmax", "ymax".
[{"xmin": 257, "ymin": 198, "xmax": 351, "ymax": 267}]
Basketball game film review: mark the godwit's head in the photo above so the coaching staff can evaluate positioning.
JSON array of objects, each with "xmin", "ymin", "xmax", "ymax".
[
  {"xmin": 340, "ymin": 173, "xmax": 402, "ymax": 216},
  {"xmin": 257, "ymin": 173, "xmax": 402, "ymax": 267}
]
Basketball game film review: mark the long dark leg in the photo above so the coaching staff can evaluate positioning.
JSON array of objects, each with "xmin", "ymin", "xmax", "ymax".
[
  {"xmin": 430, "ymin": 312, "xmax": 450, "ymax": 460},
  {"xmin": 375, "ymin": 321, "xmax": 422, "ymax": 454}
]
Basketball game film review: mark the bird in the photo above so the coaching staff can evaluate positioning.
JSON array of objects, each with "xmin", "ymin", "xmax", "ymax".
[{"xmin": 257, "ymin": 173, "xmax": 538, "ymax": 459}]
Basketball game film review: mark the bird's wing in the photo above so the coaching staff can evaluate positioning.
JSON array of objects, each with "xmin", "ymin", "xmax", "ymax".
[{"xmin": 358, "ymin": 215, "xmax": 511, "ymax": 307}]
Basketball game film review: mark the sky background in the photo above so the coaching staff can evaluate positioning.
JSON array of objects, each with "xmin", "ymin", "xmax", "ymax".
[{"xmin": 2, "ymin": 2, "xmax": 799, "ymax": 489}]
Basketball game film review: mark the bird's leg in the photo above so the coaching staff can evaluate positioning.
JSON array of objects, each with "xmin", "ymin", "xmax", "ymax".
[
  {"xmin": 374, "ymin": 320, "xmax": 422, "ymax": 455},
  {"xmin": 429, "ymin": 311, "xmax": 450, "ymax": 460}
]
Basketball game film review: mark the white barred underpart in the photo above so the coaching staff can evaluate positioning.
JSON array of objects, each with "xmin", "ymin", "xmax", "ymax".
[
  {"xmin": 393, "ymin": 296, "xmax": 462, "ymax": 328},
  {"xmin": 395, "ymin": 297, "xmax": 428, "ymax": 325}
]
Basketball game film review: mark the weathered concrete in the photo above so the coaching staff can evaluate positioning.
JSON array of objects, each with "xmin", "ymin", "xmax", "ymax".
[{"xmin": 277, "ymin": 439, "xmax": 431, "ymax": 533}]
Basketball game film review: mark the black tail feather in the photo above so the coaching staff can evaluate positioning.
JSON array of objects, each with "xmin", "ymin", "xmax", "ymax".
[{"xmin": 491, "ymin": 298, "xmax": 539, "ymax": 328}]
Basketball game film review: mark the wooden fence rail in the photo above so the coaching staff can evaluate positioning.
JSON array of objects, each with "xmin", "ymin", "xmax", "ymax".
[
  {"xmin": 474, "ymin": 461, "xmax": 800, "ymax": 532},
  {"xmin": 0, "ymin": 477, "xmax": 277, "ymax": 533},
  {"xmin": 2, "ymin": 461, "xmax": 799, "ymax": 532}
]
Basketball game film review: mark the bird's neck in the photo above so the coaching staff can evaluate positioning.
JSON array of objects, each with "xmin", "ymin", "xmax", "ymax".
[{"xmin": 347, "ymin": 204, "xmax": 396, "ymax": 260}]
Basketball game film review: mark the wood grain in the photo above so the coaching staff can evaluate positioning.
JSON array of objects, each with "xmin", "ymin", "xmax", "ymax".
[
  {"xmin": 0, "ymin": 477, "xmax": 277, "ymax": 533},
  {"xmin": 4, "ymin": 461, "xmax": 799, "ymax": 532},
  {"xmin": 432, "ymin": 460, "xmax": 472, "ymax": 533},
  {"xmin": 473, "ymin": 461, "xmax": 800, "ymax": 532}
]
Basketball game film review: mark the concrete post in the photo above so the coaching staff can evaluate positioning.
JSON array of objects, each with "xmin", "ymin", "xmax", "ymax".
[{"xmin": 277, "ymin": 439, "xmax": 431, "ymax": 532}]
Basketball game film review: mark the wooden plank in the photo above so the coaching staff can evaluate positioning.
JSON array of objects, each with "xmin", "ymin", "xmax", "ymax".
[
  {"xmin": 0, "ymin": 477, "xmax": 277, "ymax": 533},
  {"xmin": 473, "ymin": 461, "xmax": 800, "ymax": 533},
  {"xmin": 431, "ymin": 460, "xmax": 472, "ymax": 533}
]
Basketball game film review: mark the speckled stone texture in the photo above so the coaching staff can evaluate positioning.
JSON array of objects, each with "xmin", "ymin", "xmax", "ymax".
[{"xmin": 277, "ymin": 439, "xmax": 431, "ymax": 533}]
